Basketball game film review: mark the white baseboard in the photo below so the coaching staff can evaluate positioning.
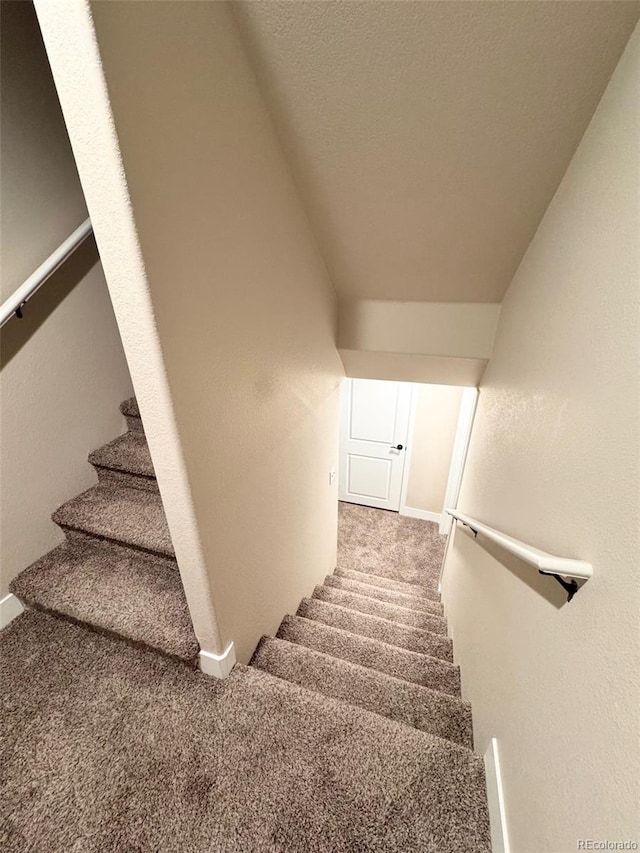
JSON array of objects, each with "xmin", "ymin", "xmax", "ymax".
[
  {"xmin": 439, "ymin": 512, "xmax": 453, "ymax": 536},
  {"xmin": 199, "ymin": 641, "xmax": 236, "ymax": 679},
  {"xmin": 484, "ymin": 738, "xmax": 511, "ymax": 853},
  {"xmin": 399, "ymin": 506, "xmax": 441, "ymax": 524},
  {"xmin": 0, "ymin": 593, "xmax": 24, "ymax": 629}
]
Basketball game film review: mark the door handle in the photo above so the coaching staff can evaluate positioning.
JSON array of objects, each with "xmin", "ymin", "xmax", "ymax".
[{"xmin": 391, "ymin": 444, "xmax": 404, "ymax": 450}]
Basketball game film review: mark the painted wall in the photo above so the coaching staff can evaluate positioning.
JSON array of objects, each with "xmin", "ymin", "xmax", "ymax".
[
  {"xmin": 338, "ymin": 300, "xmax": 499, "ymax": 386},
  {"xmin": 339, "ymin": 349, "xmax": 487, "ymax": 388},
  {"xmin": 404, "ymin": 385, "xmax": 463, "ymax": 517},
  {"xmin": 0, "ymin": 1, "xmax": 133, "ymax": 596},
  {"xmin": 40, "ymin": 0, "xmax": 344, "ymax": 664},
  {"xmin": 441, "ymin": 26, "xmax": 640, "ymax": 852},
  {"xmin": 338, "ymin": 301, "xmax": 500, "ymax": 359}
]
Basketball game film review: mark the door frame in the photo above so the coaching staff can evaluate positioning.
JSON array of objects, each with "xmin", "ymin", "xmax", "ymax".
[
  {"xmin": 438, "ymin": 387, "xmax": 479, "ymax": 534},
  {"xmin": 398, "ymin": 387, "xmax": 442, "ymax": 523},
  {"xmin": 399, "ymin": 386, "xmax": 479, "ymax": 526}
]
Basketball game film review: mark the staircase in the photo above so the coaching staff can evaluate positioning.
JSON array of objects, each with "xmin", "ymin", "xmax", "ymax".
[
  {"xmin": 6, "ymin": 398, "xmax": 490, "ymax": 850},
  {"xmin": 251, "ymin": 569, "xmax": 473, "ymax": 749},
  {"xmin": 9, "ymin": 398, "xmax": 199, "ymax": 664}
]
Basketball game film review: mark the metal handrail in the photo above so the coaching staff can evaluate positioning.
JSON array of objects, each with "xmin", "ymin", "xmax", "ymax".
[{"xmin": 0, "ymin": 217, "xmax": 93, "ymax": 328}]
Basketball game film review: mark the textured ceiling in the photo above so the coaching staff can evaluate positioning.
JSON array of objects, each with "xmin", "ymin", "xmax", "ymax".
[{"xmin": 234, "ymin": 1, "xmax": 639, "ymax": 303}]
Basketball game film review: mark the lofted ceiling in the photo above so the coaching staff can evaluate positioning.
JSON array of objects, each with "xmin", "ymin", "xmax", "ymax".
[{"xmin": 234, "ymin": 1, "xmax": 639, "ymax": 303}]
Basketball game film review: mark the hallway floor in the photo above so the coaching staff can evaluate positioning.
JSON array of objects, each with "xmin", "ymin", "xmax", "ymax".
[
  {"xmin": 338, "ymin": 502, "xmax": 446, "ymax": 588},
  {"xmin": 1, "ymin": 504, "xmax": 489, "ymax": 852}
]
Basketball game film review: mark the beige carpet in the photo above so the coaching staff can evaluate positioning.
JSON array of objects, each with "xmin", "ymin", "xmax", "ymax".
[
  {"xmin": 338, "ymin": 501, "xmax": 446, "ymax": 588},
  {"xmin": 9, "ymin": 398, "xmax": 197, "ymax": 663},
  {"xmin": 1, "ymin": 610, "xmax": 490, "ymax": 852},
  {"xmin": 3, "ymin": 407, "xmax": 489, "ymax": 851}
]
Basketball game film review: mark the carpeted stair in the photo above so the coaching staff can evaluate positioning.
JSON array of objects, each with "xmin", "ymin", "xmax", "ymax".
[
  {"xmin": 5, "ymin": 403, "xmax": 490, "ymax": 850},
  {"xmin": 335, "ymin": 565, "xmax": 440, "ymax": 597},
  {"xmin": 297, "ymin": 595, "xmax": 454, "ymax": 658},
  {"xmin": 250, "ymin": 549, "xmax": 475, "ymax": 748},
  {"xmin": 251, "ymin": 635, "xmax": 473, "ymax": 747},
  {"xmin": 89, "ymin": 430, "xmax": 158, "ymax": 492},
  {"xmin": 1, "ymin": 609, "xmax": 490, "ymax": 851},
  {"xmin": 277, "ymin": 613, "xmax": 461, "ymax": 694},
  {"xmin": 9, "ymin": 398, "xmax": 199, "ymax": 664},
  {"xmin": 324, "ymin": 573, "xmax": 444, "ymax": 615},
  {"xmin": 310, "ymin": 583, "xmax": 448, "ymax": 633},
  {"xmin": 246, "ymin": 538, "xmax": 489, "ymax": 845}
]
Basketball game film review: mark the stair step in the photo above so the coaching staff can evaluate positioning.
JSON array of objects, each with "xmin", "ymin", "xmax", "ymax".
[
  {"xmin": 9, "ymin": 540, "xmax": 198, "ymax": 662},
  {"xmin": 52, "ymin": 484, "xmax": 174, "ymax": 559},
  {"xmin": 277, "ymin": 614, "xmax": 460, "ymax": 695},
  {"xmin": 120, "ymin": 396, "xmax": 144, "ymax": 433},
  {"xmin": 89, "ymin": 431, "xmax": 158, "ymax": 493},
  {"xmin": 251, "ymin": 637, "xmax": 472, "ymax": 748},
  {"xmin": 297, "ymin": 598, "xmax": 453, "ymax": 661},
  {"xmin": 335, "ymin": 567, "xmax": 440, "ymax": 600},
  {"xmin": 312, "ymin": 585, "xmax": 447, "ymax": 634},
  {"xmin": 241, "ymin": 666, "xmax": 489, "ymax": 847},
  {"xmin": 325, "ymin": 574, "xmax": 443, "ymax": 616},
  {"xmin": 3, "ymin": 611, "xmax": 491, "ymax": 852}
]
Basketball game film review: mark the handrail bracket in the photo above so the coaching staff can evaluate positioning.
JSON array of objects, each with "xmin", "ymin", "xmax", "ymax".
[
  {"xmin": 539, "ymin": 571, "xmax": 578, "ymax": 603},
  {"xmin": 459, "ymin": 519, "xmax": 479, "ymax": 538}
]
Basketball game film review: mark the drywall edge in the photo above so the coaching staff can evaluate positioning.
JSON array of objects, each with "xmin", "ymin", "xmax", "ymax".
[
  {"xmin": 339, "ymin": 349, "xmax": 488, "ymax": 386},
  {"xmin": 338, "ymin": 300, "xmax": 501, "ymax": 359},
  {"xmin": 33, "ymin": 0, "xmax": 225, "ymax": 656}
]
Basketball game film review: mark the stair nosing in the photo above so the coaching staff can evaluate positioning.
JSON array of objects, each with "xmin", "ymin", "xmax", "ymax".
[
  {"xmin": 280, "ymin": 613, "xmax": 459, "ymax": 671},
  {"xmin": 297, "ymin": 597, "xmax": 453, "ymax": 660},
  {"xmin": 56, "ymin": 523, "xmax": 173, "ymax": 561},
  {"xmin": 324, "ymin": 575, "xmax": 443, "ymax": 615},
  {"xmin": 251, "ymin": 635, "xmax": 473, "ymax": 748},
  {"xmin": 119, "ymin": 397, "xmax": 140, "ymax": 418},
  {"xmin": 255, "ymin": 635, "xmax": 470, "ymax": 710},
  {"xmin": 277, "ymin": 613, "xmax": 461, "ymax": 694},
  {"xmin": 313, "ymin": 585, "xmax": 448, "ymax": 633},
  {"xmin": 334, "ymin": 567, "xmax": 440, "ymax": 601},
  {"xmin": 52, "ymin": 484, "xmax": 174, "ymax": 560},
  {"xmin": 9, "ymin": 541, "xmax": 199, "ymax": 666},
  {"xmin": 88, "ymin": 434, "xmax": 156, "ymax": 480},
  {"xmin": 244, "ymin": 657, "xmax": 479, "ymax": 758},
  {"xmin": 15, "ymin": 597, "xmax": 199, "ymax": 666},
  {"xmin": 91, "ymin": 463, "xmax": 157, "ymax": 483}
]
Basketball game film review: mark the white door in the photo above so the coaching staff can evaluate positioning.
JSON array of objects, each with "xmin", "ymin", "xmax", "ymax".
[{"xmin": 339, "ymin": 378, "xmax": 412, "ymax": 511}]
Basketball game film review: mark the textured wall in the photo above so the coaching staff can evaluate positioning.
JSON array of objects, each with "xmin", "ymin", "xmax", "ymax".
[
  {"xmin": 442, "ymin": 26, "xmax": 640, "ymax": 851},
  {"xmin": 234, "ymin": 1, "xmax": 639, "ymax": 303},
  {"xmin": 38, "ymin": 0, "xmax": 344, "ymax": 663},
  {"xmin": 405, "ymin": 385, "xmax": 463, "ymax": 516},
  {"xmin": 0, "ymin": 1, "xmax": 133, "ymax": 596},
  {"xmin": 338, "ymin": 300, "xmax": 499, "ymax": 386},
  {"xmin": 338, "ymin": 301, "xmax": 500, "ymax": 359}
]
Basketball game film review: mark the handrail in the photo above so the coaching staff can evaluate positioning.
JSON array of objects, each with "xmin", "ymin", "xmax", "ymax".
[
  {"xmin": 445, "ymin": 508, "xmax": 593, "ymax": 601},
  {"xmin": 0, "ymin": 217, "xmax": 93, "ymax": 328}
]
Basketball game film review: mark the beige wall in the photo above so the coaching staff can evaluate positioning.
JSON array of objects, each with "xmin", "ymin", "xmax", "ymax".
[
  {"xmin": 339, "ymin": 349, "xmax": 487, "ymax": 388},
  {"xmin": 338, "ymin": 300, "xmax": 499, "ymax": 386},
  {"xmin": 442, "ymin": 26, "xmax": 640, "ymax": 852},
  {"xmin": 0, "ymin": 1, "xmax": 133, "ymax": 596},
  {"xmin": 40, "ymin": 0, "xmax": 344, "ymax": 664},
  {"xmin": 338, "ymin": 300, "xmax": 500, "ymax": 359},
  {"xmin": 405, "ymin": 385, "xmax": 463, "ymax": 516}
]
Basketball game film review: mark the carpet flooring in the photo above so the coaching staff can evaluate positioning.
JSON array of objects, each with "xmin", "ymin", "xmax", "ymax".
[
  {"xmin": 4, "ymin": 402, "xmax": 490, "ymax": 850},
  {"xmin": 10, "ymin": 398, "xmax": 196, "ymax": 663},
  {"xmin": 1, "ymin": 611, "xmax": 489, "ymax": 852},
  {"xmin": 338, "ymin": 501, "xmax": 446, "ymax": 588}
]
